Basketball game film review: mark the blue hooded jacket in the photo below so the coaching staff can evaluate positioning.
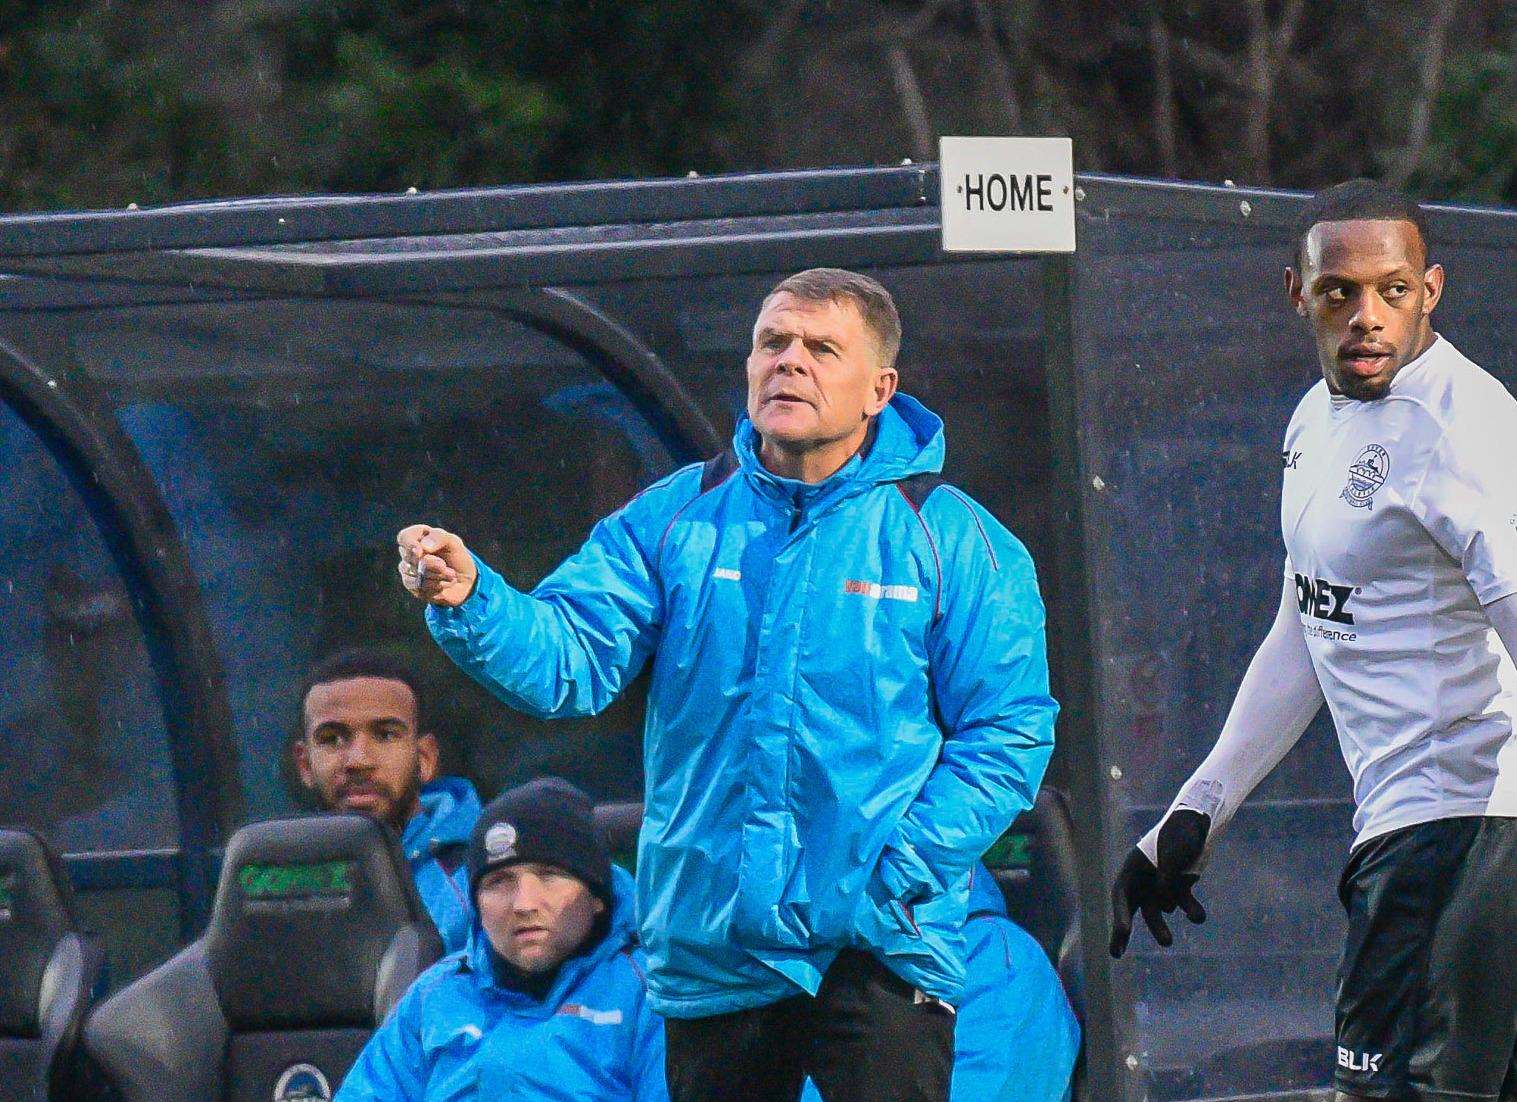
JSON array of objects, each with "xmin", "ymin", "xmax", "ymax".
[
  {"xmin": 800, "ymin": 865, "xmax": 1080, "ymax": 1102},
  {"xmin": 428, "ymin": 395, "xmax": 1058, "ymax": 1014},
  {"xmin": 403, "ymin": 776, "xmax": 482, "ymax": 954},
  {"xmin": 337, "ymin": 864, "xmax": 666, "ymax": 1101},
  {"xmin": 952, "ymin": 867, "xmax": 1080, "ymax": 1102}
]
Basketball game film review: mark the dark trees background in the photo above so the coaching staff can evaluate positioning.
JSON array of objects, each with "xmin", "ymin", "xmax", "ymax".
[{"xmin": 0, "ymin": 0, "xmax": 1511, "ymax": 213}]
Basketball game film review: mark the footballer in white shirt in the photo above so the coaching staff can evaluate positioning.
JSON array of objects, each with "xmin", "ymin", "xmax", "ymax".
[{"xmin": 1111, "ymin": 179, "xmax": 1517, "ymax": 1102}]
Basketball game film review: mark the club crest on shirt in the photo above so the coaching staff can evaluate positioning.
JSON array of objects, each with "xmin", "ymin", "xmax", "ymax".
[{"xmin": 1342, "ymin": 444, "xmax": 1390, "ymax": 509}]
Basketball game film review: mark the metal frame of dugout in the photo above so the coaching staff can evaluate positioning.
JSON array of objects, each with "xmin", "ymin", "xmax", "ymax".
[{"xmin": 0, "ymin": 165, "xmax": 1512, "ymax": 1102}]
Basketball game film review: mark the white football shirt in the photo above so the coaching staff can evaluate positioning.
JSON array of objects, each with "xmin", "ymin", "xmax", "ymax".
[{"xmin": 1281, "ymin": 336, "xmax": 1517, "ymax": 844}]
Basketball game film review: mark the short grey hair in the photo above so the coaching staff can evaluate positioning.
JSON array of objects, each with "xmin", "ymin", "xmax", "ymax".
[{"xmin": 762, "ymin": 268, "xmax": 902, "ymax": 369}]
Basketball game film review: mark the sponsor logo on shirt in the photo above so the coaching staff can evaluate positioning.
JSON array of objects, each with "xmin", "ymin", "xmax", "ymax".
[
  {"xmin": 1341, "ymin": 444, "xmax": 1390, "ymax": 509},
  {"xmin": 1295, "ymin": 573, "xmax": 1356, "ymax": 625},
  {"xmin": 558, "ymin": 1004, "xmax": 624, "ymax": 1026},
  {"xmin": 1337, "ymin": 1046, "xmax": 1382, "ymax": 1075},
  {"xmin": 1296, "ymin": 574, "xmax": 1360, "ymax": 642},
  {"xmin": 713, "ymin": 567, "xmax": 742, "ymax": 581},
  {"xmin": 843, "ymin": 580, "xmax": 919, "ymax": 603},
  {"xmin": 1282, "ymin": 449, "xmax": 1301, "ymax": 469}
]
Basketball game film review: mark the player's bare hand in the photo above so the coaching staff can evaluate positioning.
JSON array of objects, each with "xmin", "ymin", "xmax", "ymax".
[{"xmin": 396, "ymin": 524, "xmax": 478, "ymax": 607}]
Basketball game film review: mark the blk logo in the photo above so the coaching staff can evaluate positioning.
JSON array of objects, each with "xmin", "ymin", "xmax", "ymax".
[
  {"xmin": 1337, "ymin": 1047, "xmax": 1382, "ymax": 1074},
  {"xmin": 1281, "ymin": 450, "xmax": 1301, "ymax": 469},
  {"xmin": 1295, "ymin": 574, "xmax": 1355, "ymax": 625}
]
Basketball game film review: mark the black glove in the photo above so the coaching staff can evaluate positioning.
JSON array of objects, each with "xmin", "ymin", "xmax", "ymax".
[{"xmin": 1108, "ymin": 808, "xmax": 1211, "ymax": 957}]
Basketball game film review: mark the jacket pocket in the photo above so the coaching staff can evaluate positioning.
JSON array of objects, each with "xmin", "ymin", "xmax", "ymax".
[
  {"xmin": 851, "ymin": 873, "xmax": 922, "ymax": 949},
  {"xmin": 850, "ymin": 873, "xmax": 970, "ymax": 1003}
]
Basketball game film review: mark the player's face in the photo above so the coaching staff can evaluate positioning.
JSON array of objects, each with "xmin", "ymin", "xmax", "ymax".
[
  {"xmin": 1287, "ymin": 218, "xmax": 1444, "ymax": 401},
  {"xmin": 745, "ymin": 293, "xmax": 897, "ymax": 457},
  {"xmin": 477, "ymin": 862, "xmax": 605, "ymax": 974},
  {"xmin": 295, "ymin": 676, "xmax": 437, "ymax": 831}
]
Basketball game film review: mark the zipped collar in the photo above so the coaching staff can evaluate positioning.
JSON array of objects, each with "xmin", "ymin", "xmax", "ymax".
[
  {"xmin": 402, "ymin": 775, "xmax": 482, "ymax": 863},
  {"xmin": 733, "ymin": 394, "xmax": 945, "ymax": 524}
]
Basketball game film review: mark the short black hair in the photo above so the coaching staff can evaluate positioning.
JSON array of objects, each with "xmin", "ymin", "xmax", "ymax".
[
  {"xmin": 1292, "ymin": 178, "xmax": 1430, "ymax": 270},
  {"xmin": 297, "ymin": 645, "xmax": 431, "ymax": 737}
]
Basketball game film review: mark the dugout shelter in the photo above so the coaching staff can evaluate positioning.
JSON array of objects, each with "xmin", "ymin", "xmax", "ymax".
[{"xmin": 0, "ymin": 166, "xmax": 1512, "ymax": 1102}]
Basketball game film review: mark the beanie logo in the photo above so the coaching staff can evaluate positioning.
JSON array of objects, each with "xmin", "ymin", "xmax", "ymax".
[{"xmin": 485, "ymin": 822, "xmax": 518, "ymax": 860}]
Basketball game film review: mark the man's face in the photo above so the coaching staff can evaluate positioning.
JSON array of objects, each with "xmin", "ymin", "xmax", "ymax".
[
  {"xmin": 477, "ymin": 862, "xmax": 605, "ymax": 974},
  {"xmin": 294, "ymin": 676, "xmax": 438, "ymax": 832},
  {"xmin": 745, "ymin": 293, "xmax": 897, "ymax": 453},
  {"xmin": 1286, "ymin": 218, "xmax": 1444, "ymax": 401}
]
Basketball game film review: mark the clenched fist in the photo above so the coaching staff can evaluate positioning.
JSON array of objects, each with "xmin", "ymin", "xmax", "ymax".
[{"xmin": 396, "ymin": 524, "xmax": 479, "ymax": 608}]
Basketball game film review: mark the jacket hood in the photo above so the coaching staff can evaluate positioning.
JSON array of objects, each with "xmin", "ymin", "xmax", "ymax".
[
  {"xmin": 402, "ymin": 775, "xmax": 482, "ymax": 862},
  {"xmin": 968, "ymin": 863, "xmax": 1009, "ymax": 919},
  {"xmin": 464, "ymin": 863, "xmax": 638, "ymax": 1012},
  {"xmin": 734, "ymin": 393, "xmax": 944, "ymax": 501}
]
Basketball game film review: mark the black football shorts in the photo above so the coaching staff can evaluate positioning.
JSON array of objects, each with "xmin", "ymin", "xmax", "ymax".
[{"xmin": 1336, "ymin": 815, "xmax": 1517, "ymax": 1100}]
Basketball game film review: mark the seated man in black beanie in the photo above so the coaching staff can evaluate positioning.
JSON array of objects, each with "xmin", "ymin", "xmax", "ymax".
[{"xmin": 338, "ymin": 777, "xmax": 668, "ymax": 1101}]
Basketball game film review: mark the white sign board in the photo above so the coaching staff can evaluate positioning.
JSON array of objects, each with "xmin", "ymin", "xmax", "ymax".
[{"xmin": 939, "ymin": 136, "xmax": 1075, "ymax": 253}]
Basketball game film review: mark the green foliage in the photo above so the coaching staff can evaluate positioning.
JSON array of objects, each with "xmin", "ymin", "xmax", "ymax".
[
  {"xmin": 0, "ymin": 3, "xmax": 238, "ymax": 210},
  {"xmin": 0, "ymin": 1, "xmax": 1507, "ymax": 213},
  {"xmin": 1413, "ymin": 48, "xmax": 1517, "ymax": 205},
  {"xmin": 0, "ymin": 0, "xmax": 758, "ymax": 211}
]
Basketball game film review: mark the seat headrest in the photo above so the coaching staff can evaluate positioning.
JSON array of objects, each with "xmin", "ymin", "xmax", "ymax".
[
  {"xmin": 983, "ymin": 787, "xmax": 1080, "ymax": 963},
  {"xmin": 0, "ymin": 827, "xmax": 77, "ymax": 1037},
  {"xmin": 594, "ymin": 802, "xmax": 643, "ymax": 870},
  {"xmin": 207, "ymin": 814, "xmax": 429, "ymax": 1031}
]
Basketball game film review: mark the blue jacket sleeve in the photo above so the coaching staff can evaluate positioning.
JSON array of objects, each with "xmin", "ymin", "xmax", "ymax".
[
  {"xmin": 877, "ymin": 489, "xmax": 1058, "ymax": 901},
  {"xmin": 426, "ymin": 468, "xmax": 697, "ymax": 718},
  {"xmin": 334, "ymin": 983, "xmax": 428, "ymax": 1102}
]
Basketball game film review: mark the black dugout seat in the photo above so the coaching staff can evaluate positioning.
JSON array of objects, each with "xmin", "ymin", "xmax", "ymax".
[
  {"xmin": 82, "ymin": 814, "xmax": 442, "ymax": 1102},
  {"xmin": 0, "ymin": 827, "xmax": 102, "ymax": 1102},
  {"xmin": 983, "ymin": 786, "xmax": 1084, "ymax": 1021}
]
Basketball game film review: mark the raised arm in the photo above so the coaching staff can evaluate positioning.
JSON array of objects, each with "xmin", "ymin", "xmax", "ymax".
[
  {"xmin": 398, "ymin": 467, "xmax": 695, "ymax": 719},
  {"xmin": 1110, "ymin": 572, "xmax": 1324, "ymax": 956}
]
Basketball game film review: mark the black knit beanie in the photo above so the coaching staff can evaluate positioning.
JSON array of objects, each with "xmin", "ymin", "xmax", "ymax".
[{"xmin": 468, "ymin": 777, "xmax": 611, "ymax": 908}]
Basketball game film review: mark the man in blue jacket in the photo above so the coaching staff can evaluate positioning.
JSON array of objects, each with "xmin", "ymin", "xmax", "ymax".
[
  {"xmin": 337, "ymin": 777, "xmax": 667, "ymax": 1101},
  {"xmin": 397, "ymin": 268, "xmax": 1058, "ymax": 1100},
  {"xmin": 294, "ymin": 646, "xmax": 481, "ymax": 951}
]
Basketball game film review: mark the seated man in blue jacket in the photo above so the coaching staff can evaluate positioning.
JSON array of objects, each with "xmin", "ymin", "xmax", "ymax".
[
  {"xmin": 800, "ymin": 865, "xmax": 1081, "ymax": 1102},
  {"xmin": 398, "ymin": 268, "xmax": 1058, "ymax": 1101},
  {"xmin": 294, "ymin": 646, "xmax": 481, "ymax": 951},
  {"xmin": 338, "ymin": 776, "xmax": 667, "ymax": 1101}
]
